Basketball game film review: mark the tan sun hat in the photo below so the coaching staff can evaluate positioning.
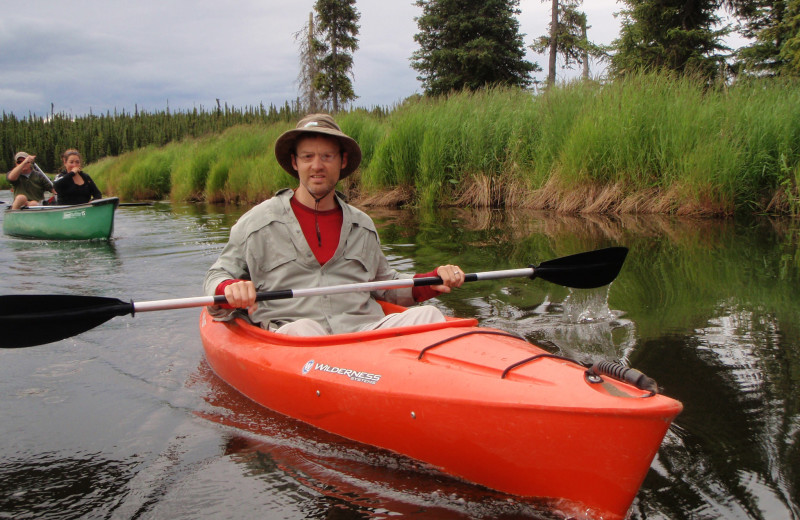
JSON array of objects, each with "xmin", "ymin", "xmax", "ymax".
[
  {"xmin": 14, "ymin": 151, "xmax": 30, "ymax": 162},
  {"xmin": 274, "ymin": 113, "xmax": 362, "ymax": 179}
]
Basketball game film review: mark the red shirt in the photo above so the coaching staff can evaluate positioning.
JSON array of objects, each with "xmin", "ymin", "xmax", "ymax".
[{"xmin": 290, "ymin": 195, "xmax": 342, "ymax": 265}]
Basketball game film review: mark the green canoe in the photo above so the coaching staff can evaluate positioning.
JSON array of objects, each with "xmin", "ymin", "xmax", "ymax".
[{"xmin": 3, "ymin": 197, "xmax": 120, "ymax": 240}]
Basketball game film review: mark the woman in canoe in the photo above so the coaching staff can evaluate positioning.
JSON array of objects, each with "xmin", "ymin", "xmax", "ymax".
[
  {"xmin": 204, "ymin": 113, "xmax": 465, "ymax": 336},
  {"xmin": 53, "ymin": 149, "xmax": 102, "ymax": 205}
]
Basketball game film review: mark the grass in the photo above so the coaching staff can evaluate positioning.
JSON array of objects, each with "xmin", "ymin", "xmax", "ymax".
[{"xmin": 80, "ymin": 73, "xmax": 800, "ymax": 216}]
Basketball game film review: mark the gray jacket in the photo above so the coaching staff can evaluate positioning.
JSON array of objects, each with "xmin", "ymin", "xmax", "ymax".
[{"xmin": 204, "ymin": 189, "xmax": 415, "ymax": 333}]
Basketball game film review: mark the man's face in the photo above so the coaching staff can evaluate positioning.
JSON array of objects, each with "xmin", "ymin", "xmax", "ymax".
[
  {"xmin": 16, "ymin": 157, "xmax": 32, "ymax": 173},
  {"xmin": 291, "ymin": 135, "xmax": 348, "ymax": 200}
]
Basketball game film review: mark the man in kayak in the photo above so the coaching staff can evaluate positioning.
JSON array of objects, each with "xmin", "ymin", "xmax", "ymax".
[
  {"xmin": 204, "ymin": 113, "xmax": 465, "ymax": 336},
  {"xmin": 7, "ymin": 151, "xmax": 55, "ymax": 210}
]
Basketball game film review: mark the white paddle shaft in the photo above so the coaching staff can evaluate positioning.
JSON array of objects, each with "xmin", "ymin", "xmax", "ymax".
[{"xmin": 132, "ymin": 267, "xmax": 536, "ymax": 313}]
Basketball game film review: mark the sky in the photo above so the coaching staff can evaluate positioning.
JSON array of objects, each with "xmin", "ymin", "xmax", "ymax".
[{"xmin": 0, "ymin": 1, "xmax": 739, "ymax": 118}]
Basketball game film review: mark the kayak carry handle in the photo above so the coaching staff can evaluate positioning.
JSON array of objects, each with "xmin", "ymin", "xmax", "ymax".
[{"xmin": 586, "ymin": 361, "xmax": 659, "ymax": 395}]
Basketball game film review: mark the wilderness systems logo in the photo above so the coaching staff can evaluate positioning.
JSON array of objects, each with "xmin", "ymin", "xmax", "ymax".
[{"xmin": 302, "ymin": 359, "xmax": 381, "ymax": 385}]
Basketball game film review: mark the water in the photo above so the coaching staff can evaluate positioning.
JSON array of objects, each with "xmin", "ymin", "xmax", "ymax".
[{"xmin": 1, "ymin": 192, "xmax": 798, "ymax": 519}]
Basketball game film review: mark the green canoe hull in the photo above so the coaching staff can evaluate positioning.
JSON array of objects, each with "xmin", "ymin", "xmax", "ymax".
[{"xmin": 3, "ymin": 197, "xmax": 120, "ymax": 240}]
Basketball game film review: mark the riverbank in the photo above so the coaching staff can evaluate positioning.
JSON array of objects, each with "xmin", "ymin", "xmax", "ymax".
[{"xmin": 85, "ymin": 73, "xmax": 800, "ymax": 216}]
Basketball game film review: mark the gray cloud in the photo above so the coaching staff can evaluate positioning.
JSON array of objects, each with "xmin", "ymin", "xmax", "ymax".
[{"xmin": 0, "ymin": 0, "xmax": 622, "ymax": 118}]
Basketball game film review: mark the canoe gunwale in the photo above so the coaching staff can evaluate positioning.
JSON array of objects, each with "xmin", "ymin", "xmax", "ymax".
[{"xmin": 4, "ymin": 197, "xmax": 120, "ymax": 213}]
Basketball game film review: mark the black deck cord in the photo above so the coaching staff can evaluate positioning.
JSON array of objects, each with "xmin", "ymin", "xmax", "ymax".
[
  {"xmin": 416, "ymin": 330, "xmax": 587, "ymax": 377},
  {"xmin": 417, "ymin": 330, "xmax": 526, "ymax": 360},
  {"xmin": 586, "ymin": 361, "xmax": 659, "ymax": 396},
  {"xmin": 500, "ymin": 353, "xmax": 587, "ymax": 379},
  {"xmin": 417, "ymin": 330, "xmax": 660, "ymax": 396}
]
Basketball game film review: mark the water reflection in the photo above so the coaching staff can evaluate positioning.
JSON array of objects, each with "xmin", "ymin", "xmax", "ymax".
[
  {"xmin": 624, "ymin": 323, "xmax": 799, "ymax": 518},
  {"xmin": 0, "ymin": 453, "xmax": 136, "ymax": 519},
  {"xmin": 160, "ymin": 201, "xmax": 248, "ymax": 240},
  {"xmin": 371, "ymin": 206, "xmax": 800, "ymax": 520},
  {"xmin": 2, "ymin": 239, "xmax": 121, "ymax": 291},
  {"xmin": 191, "ymin": 360, "xmax": 562, "ymax": 519}
]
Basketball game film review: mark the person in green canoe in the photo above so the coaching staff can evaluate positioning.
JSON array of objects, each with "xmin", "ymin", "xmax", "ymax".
[
  {"xmin": 204, "ymin": 113, "xmax": 465, "ymax": 336},
  {"xmin": 53, "ymin": 149, "xmax": 102, "ymax": 205},
  {"xmin": 7, "ymin": 151, "xmax": 55, "ymax": 210}
]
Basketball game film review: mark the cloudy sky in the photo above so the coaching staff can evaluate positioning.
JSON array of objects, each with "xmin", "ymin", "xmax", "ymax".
[{"xmin": 1, "ymin": 1, "xmax": 737, "ymax": 118}]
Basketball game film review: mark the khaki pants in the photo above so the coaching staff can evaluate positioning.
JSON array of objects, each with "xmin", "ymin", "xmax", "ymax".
[{"xmin": 275, "ymin": 306, "xmax": 446, "ymax": 336}]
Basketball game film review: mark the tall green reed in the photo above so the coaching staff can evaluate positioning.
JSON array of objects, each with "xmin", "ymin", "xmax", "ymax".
[
  {"xmin": 368, "ymin": 88, "xmax": 542, "ymax": 206},
  {"xmin": 203, "ymin": 125, "xmax": 285, "ymax": 202},
  {"xmin": 557, "ymin": 74, "xmax": 715, "ymax": 185},
  {"xmin": 722, "ymin": 79, "xmax": 800, "ymax": 211},
  {"xmin": 337, "ymin": 110, "xmax": 386, "ymax": 171},
  {"xmin": 82, "ymin": 74, "xmax": 800, "ymax": 215},
  {"xmin": 364, "ymin": 102, "xmax": 430, "ymax": 189},
  {"xmin": 90, "ymin": 145, "xmax": 175, "ymax": 200},
  {"xmin": 90, "ymin": 124, "xmax": 296, "ymax": 203},
  {"xmin": 548, "ymin": 72, "xmax": 800, "ymax": 214},
  {"xmin": 170, "ymin": 138, "xmax": 221, "ymax": 201}
]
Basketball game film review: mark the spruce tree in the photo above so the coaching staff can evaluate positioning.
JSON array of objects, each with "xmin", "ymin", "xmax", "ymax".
[
  {"xmin": 295, "ymin": 12, "xmax": 324, "ymax": 113},
  {"xmin": 610, "ymin": 0, "xmax": 729, "ymax": 79},
  {"xmin": 411, "ymin": 0, "xmax": 537, "ymax": 96},
  {"xmin": 313, "ymin": 0, "xmax": 360, "ymax": 112},
  {"xmin": 727, "ymin": 0, "xmax": 800, "ymax": 76},
  {"xmin": 781, "ymin": 0, "xmax": 800, "ymax": 74},
  {"xmin": 531, "ymin": 0, "xmax": 605, "ymax": 84}
]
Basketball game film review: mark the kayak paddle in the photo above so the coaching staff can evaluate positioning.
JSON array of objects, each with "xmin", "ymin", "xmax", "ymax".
[{"xmin": 0, "ymin": 246, "xmax": 627, "ymax": 349}]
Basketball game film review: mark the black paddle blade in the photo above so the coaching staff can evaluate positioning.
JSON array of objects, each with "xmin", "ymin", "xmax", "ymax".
[
  {"xmin": 0, "ymin": 295, "xmax": 134, "ymax": 348},
  {"xmin": 532, "ymin": 246, "xmax": 629, "ymax": 289}
]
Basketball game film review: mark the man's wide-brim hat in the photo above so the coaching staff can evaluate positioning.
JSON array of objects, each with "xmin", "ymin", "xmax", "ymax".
[{"xmin": 274, "ymin": 113, "xmax": 362, "ymax": 179}]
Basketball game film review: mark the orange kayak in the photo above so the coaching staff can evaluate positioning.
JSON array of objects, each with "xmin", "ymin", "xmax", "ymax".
[{"xmin": 199, "ymin": 302, "xmax": 682, "ymax": 519}]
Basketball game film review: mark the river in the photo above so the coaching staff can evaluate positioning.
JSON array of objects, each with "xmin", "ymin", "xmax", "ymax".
[{"xmin": 1, "ymin": 192, "xmax": 798, "ymax": 519}]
